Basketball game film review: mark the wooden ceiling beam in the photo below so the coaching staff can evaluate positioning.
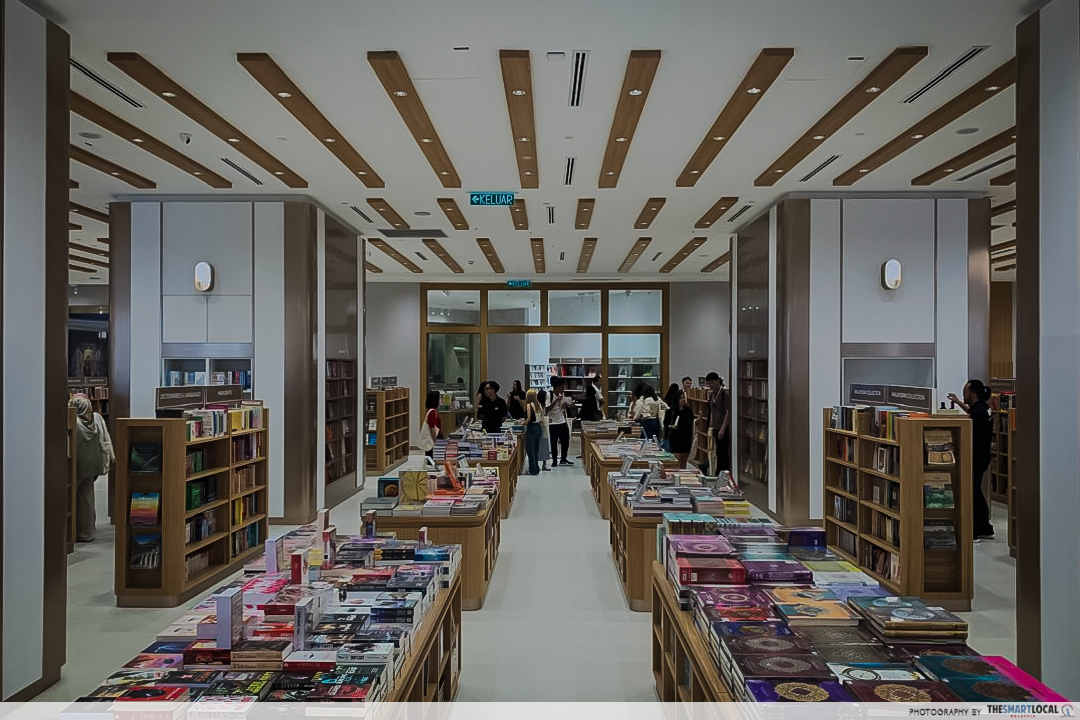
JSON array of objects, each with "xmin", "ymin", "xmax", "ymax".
[
  {"xmin": 436, "ymin": 198, "xmax": 469, "ymax": 231},
  {"xmin": 633, "ymin": 198, "xmax": 666, "ymax": 230},
  {"xmin": 598, "ymin": 50, "xmax": 662, "ymax": 188},
  {"xmin": 70, "ymin": 144, "xmax": 156, "ymax": 189},
  {"xmin": 510, "ymin": 198, "xmax": 529, "ymax": 230},
  {"xmin": 577, "ymin": 238, "xmax": 597, "ymax": 274},
  {"xmin": 499, "ymin": 50, "xmax": 539, "ymax": 189},
  {"xmin": 701, "ymin": 251, "xmax": 731, "ymax": 273},
  {"xmin": 422, "ymin": 239, "xmax": 464, "ymax": 274},
  {"xmin": 366, "ymin": 198, "xmax": 409, "ymax": 229},
  {"xmin": 618, "ymin": 237, "xmax": 652, "ymax": 273},
  {"xmin": 695, "ymin": 196, "xmax": 739, "ymax": 228},
  {"xmin": 575, "ymin": 198, "xmax": 595, "ymax": 230},
  {"xmin": 912, "ymin": 127, "xmax": 1015, "ymax": 185},
  {"xmin": 659, "ymin": 237, "xmax": 707, "ymax": 274},
  {"xmin": 530, "ymin": 238, "xmax": 546, "ymax": 274},
  {"xmin": 369, "ymin": 238, "xmax": 422, "ymax": 273},
  {"xmin": 476, "ymin": 238, "xmax": 505, "ymax": 274},
  {"xmin": 70, "ymin": 202, "xmax": 109, "ymax": 224}
]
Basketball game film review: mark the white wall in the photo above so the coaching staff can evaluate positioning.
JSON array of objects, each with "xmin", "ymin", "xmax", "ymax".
[
  {"xmin": 549, "ymin": 333, "xmax": 602, "ymax": 359},
  {"xmin": 487, "ymin": 334, "xmax": 527, "ymax": 394},
  {"xmin": 669, "ymin": 282, "xmax": 730, "ymax": 384},
  {"xmin": 252, "ymin": 205, "xmax": 286, "ymax": 516},
  {"xmin": 365, "ymin": 283, "xmax": 421, "ymax": 442}
]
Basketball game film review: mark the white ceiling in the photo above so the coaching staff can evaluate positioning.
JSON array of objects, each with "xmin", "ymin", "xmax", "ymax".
[{"xmin": 55, "ymin": 0, "xmax": 1024, "ymax": 286}]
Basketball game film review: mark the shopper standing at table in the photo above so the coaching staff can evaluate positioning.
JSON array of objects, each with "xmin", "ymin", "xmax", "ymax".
[
  {"xmin": 474, "ymin": 381, "xmax": 489, "ymax": 423},
  {"xmin": 636, "ymin": 385, "xmax": 666, "ymax": 441},
  {"xmin": 627, "ymin": 384, "xmax": 643, "ymax": 423},
  {"xmin": 422, "ymin": 390, "xmax": 442, "ymax": 459},
  {"xmin": 706, "ymin": 372, "xmax": 731, "ymax": 475},
  {"xmin": 70, "ymin": 394, "xmax": 114, "ymax": 542},
  {"xmin": 590, "ymin": 374, "xmax": 606, "ymax": 418},
  {"xmin": 580, "ymin": 382, "xmax": 602, "ymax": 422},
  {"xmin": 507, "ymin": 379, "xmax": 527, "ymax": 420},
  {"xmin": 478, "ymin": 381, "xmax": 508, "ymax": 434},
  {"xmin": 546, "ymin": 377, "xmax": 574, "ymax": 466},
  {"xmin": 536, "ymin": 389, "xmax": 552, "ymax": 471},
  {"xmin": 661, "ymin": 383, "xmax": 682, "ymax": 449},
  {"xmin": 947, "ymin": 380, "xmax": 996, "ymax": 541},
  {"xmin": 667, "ymin": 392, "xmax": 697, "ymax": 469},
  {"xmin": 523, "ymin": 389, "xmax": 544, "ymax": 475}
]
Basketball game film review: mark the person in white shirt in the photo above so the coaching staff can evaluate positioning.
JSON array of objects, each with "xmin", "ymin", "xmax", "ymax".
[
  {"xmin": 635, "ymin": 384, "xmax": 667, "ymax": 441},
  {"xmin": 546, "ymin": 376, "xmax": 574, "ymax": 466}
]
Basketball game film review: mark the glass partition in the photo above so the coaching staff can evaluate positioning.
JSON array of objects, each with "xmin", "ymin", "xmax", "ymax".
[
  {"xmin": 608, "ymin": 334, "xmax": 661, "ymax": 416},
  {"xmin": 609, "ymin": 289, "xmax": 662, "ymax": 325},
  {"xmin": 548, "ymin": 289, "xmax": 601, "ymax": 326},
  {"xmin": 548, "ymin": 333, "xmax": 602, "ymax": 395},
  {"xmin": 487, "ymin": 290, "xmax": 541, "ymax": 326},
  {"xmin": 426, "ymin": 290, "xmax": 480, "ymax": 325},
  {"xmin": 426, "ymin": 333, "xmax": 480, "ymax": 396}
]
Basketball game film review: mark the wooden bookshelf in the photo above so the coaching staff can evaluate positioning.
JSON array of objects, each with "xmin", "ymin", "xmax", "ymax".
[
  {"xmin": 610, "ymin": 495, "xmax": 662, "ymax": 612},
  {"xmin": 384, "ymin": 571, "xmax": 463, "ymax": 702},
  {"xmin": 375, "ymin": 496, "xmax": 501, "ymax": 611},
  {"xmin": 651, "ymin": 561, "xmax": 733, "ymax": 703},
  {"xmin": 989, "ymin": 408, "xmax": 1011, "ymax": 504},
  {"xmin": 822, "ymin": 408, "xmax": 973, "ymax": 611},
  {"xmin": 113, "ymin": 408, "xmax": 270, "ymax": 607},
  {"xmin": 1006, "ymin": 408, "xmax": 1017, "ymax": 557},
  {"xmin": 686, "ymin": 387, "xmax": 711, "ymax": 470},
  {"xmin": 325, "ymin": 359, "xmax": 359, "ymax": 486},
  {"xmin": 737, "ymin": 358, "xmax": 768, "ymax": 485},
  {"xmin": 364, "ymin": 387, "xmax": 411, "ymax": 476},
  {"xmin": 66, "ymin": 407, "xmax": 78, "ymax": 554},
  {"xmin": 68, "ymin": 378, "xmax": 110, "ymax": 421}
]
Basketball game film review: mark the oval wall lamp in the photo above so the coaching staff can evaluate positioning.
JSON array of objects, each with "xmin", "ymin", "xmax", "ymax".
[
  {"xmin": 880, "ymin": 258, "xmax": 902, "ymax": 290},
  {"xmin": 194, "ymin": 261, "xmax": 215, "ymax": 292}
]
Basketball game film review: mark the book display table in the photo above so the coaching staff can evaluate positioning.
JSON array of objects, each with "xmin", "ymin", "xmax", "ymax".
[
  {"xmin": 650, "ymin": 560, "xmax": 734, "ymax": 702},
  {"xmin": 376, "ymin": 496, "xmax": 501, "ymax": 611},
  {"xmin": 610, "ymin": 497, "xmax": 663, "ymax": 612},
  {"xmin": 486, "ymin": 443, "xmax": 521, "ymax": 519},
  {"xmin": 385, "ymin": 572, "xmax": 463, "ymax": 702},
  {"xmin": 588, "ymin": 441, "xmax": 677, "ymax": 519}
]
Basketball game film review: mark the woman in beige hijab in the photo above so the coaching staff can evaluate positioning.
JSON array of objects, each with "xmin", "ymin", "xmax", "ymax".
[{"xmin": 70, "ymin": 394, "xmax": 114, "ymax": 542}]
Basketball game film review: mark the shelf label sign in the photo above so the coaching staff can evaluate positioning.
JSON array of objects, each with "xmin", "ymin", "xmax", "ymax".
[
  {"xmin": 506, "ymin": 279, "xmax": 532, "ymax": 288},
  {"xmin": 886, "ymin": 385, "xmax": 934, "ymax": 412},
  {"xmin": 848, "ymin": 384, "xmax": 886, "ymax": 404},
  {"xmin": 470, "ymin": 192, "xmax": 516, "ymax": 206}
]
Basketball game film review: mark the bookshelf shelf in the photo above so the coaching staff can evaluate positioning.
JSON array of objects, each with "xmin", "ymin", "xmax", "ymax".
[
  {"xmin": 737, "ymin": 358, "xmax": 768, "ymax": 486},
  {"xmin": 114, "ymin": 407, "xmax": 270, "ymax": 608},
  {"xmin": 230, "ymin": 456, "xmax": 266, "ymax": 469},
  {"xmin": 686, "ymin": 387, "xmax": 711, "ymax": 471},
  {"xmin": 363, "ymin": 386, "xmax": 411, "ymax": 476},
  {"xmin": 326, "ymin": 359, "xmax": 360, "ymax": 487},
  {"xmin": 184, "ymin": 498, "xmax": 229, "ymax": 519},
  {"xmin": 822, "ymin": 407, "xmax": 973, "ymax": 611},
  {"xmin": 185, "ymin": 531, "xmax": 228, "ymax": 554}
]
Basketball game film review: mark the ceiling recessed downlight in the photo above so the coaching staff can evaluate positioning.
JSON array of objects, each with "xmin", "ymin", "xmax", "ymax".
[
  {"xmin": 357, "ymin": 171, "xmax": 367, "ymax": 175},
  {"xmin": 690, "ymin": 169, "xmax": 700, "ymax": 174},
  {"xmin": 812, "ymin": 135, "xmax": 825, "ymax": 140},
  {"xmin": 132, "ymin": 138, "xmax": 143, "ymax": 143},
  {"xmin": 227, "ymin": 138, "xmax": 240, "ymax": 143},
  {"xmin": 393, "ymin": 91, "xmax": 407, "ymax": 97},
  {"xmin": 912, "ymin": 134, "xmax": 924, "ymax": 139},
  {"xmin": 519, "ymin": 137, "xmax": 529, "ymax": 142},
  {"xmin": 274, "ymin": 171, "xmax": 284, "ymax": 176},
  {"xmin": 161, "ymin": 91, "xmax": 176, "ymax": 98},
  {"xmin": 512, "ymin": 89, "xmax": 526, "ymax": 96},
  {"xmin": 712, "ymin": 136, "xmax": 725, "ymax": 141},
  {"xmin": 605, "ymin": 171, "xmax": 614, "ymax": 175},
  {"xmin": 944, "ymin": 168, "xmax": 954, "ymax": 173},
  {"xmin": 615, "ymin": 137, "xmax": 627, "ymax": 142},
  {"xmin": 324, "ymin": 138, "xmax": 336, "ymax": 143},
  {"xmin": 421, "ymin": 138, "xmax": 432, "ymax": 143},
  {"xmin": 866, "ymin": 86, "xmax": 881, "ymax": 93},
  {"xmin": 747, "ymin": 87, "xmax": 761, "ymax": 94},
  {"xmin": 276, "ymin": 91, "xmax": 291, "ymax": 98},
  {"xmin": 628, "ymin": 89, "xmax": 643, "ymax": 96},
  {"xmin": 859, "ymin": 168, "xmax": 870, "ymax": 173},
  {"xmin": 986, "ymin": 85, "xmax": 1000, "ymax": 91}
]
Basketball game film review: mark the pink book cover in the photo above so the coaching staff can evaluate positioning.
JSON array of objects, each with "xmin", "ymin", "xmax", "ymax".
[{"xmin": 983, "ymin": 657, "xmax": 1071, "ymax": 701}]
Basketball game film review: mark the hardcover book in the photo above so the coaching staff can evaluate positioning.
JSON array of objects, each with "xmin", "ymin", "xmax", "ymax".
[
  {"xmin": 115, "ymin": 686, "xmax": 190, "ymax": 702},
  {"xmin": 827, "ymin": 662, "xmax": 927, "ymax": 682},
  {"xmin": 723, "ymin": 635, "xmax": 812, "ymax": 655},
  {"xmin": 915, "ymin": 655, "xmax": 1002, "ymax": 681},
  {"xmin": 792, "ymin": 625, "xmax": 877, "ymax": 646},
  {"xmin": 775, "ymin": 601, "xmax": 858, "ymax": 626},
  {"xmin": 129, "ymin": 443, "xmax": 162, "ymax": 474},
  {"xmin": 732, "ymin": 653, "xmax": 834, "ymax": 680},
  {"xmin": 666, "ymin": 536, "xmax": 737, "ymax": 558},
  {"xmin": 845, "ymin": 680, "xmax": 960, "ymax": 703},
  {"xmin": 923, "ymin": 473, "xmax": 956, "ymax": 509},
  {"xmin": 815, "ymin": 643, "xmax": 893, "ymax": 665},
  {"xmin": 745, "ymin": 679, "xmax": 854, "ymax": 703},
  {"xmin": 766, "ymin": 587, "xmax": 839, "ymax": 604},
  {"xmin": 848, "ymin": 596, "xmax": 967, "ymax": 630},
  {"xmin": 122, "ymin": 654, "xmax": 183, "ymax": 670},
  {"xmin": 674, "ymin": 557, "xmax": 747, "ymax": 585},
  {"xmin": 923, "ymin": 430, "xmax": 956, "ymax": 466},
  {"xmin": 701, "ymin": 605, "xmax": 777, "ymax": 623},
  {"xmin": 712, "ymin": 621, "xmax": 793, "ymax": 639},
  {"xmin": 740, "ymin": 559, "xmax": 813, "ymax": 583},
  {"xmin": 691, "ymin": 586, "xmax": 773, "ymax": 608}
]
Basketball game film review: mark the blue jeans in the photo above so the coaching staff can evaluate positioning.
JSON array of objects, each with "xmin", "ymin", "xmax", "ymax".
[
  {"xmin": 525, "ymin": 422, "xmax": 543, "ymax": 475},
  {"xmin": 640, "ymin": 417, "xmax": 661, "ymax": 442}
]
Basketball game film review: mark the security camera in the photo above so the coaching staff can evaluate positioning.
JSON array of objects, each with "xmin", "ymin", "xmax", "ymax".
[{"xmin": 179, "ymin": 132, "xmax": 192, "ymax": 145}]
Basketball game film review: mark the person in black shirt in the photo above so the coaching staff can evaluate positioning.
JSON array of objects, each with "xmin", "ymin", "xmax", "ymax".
[
  {"xmin": 579, "ymin": 382, "xmax": 602, "ymax": 422},
  {"xmin": 948, "ymin": 379, "xmax": 995, "ymax": 541},
  {"xmin": 666, "ymin": 391, "xmax": 696, "ymax": 469},
  {"xmin": 478, "ymin": 380, "xmax": 509, "ymax": 434},
  {"xmin": 507, "ymin": 379, "xmax": 527, "ymax": 420}
]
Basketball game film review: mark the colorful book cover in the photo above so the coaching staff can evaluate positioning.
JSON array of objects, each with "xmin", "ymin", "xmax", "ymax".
[
  {"xmin": 723, "ymin": 635, "xmax": 812, "ymax": 655},
  {"xmin": 115, "ymin": 686, "xmax": 190, "ymax": 701},
  {"xmin": 981, "ymin": 657, "xmax": 1071, "ymax": 702},
  {"xmin": 945, "ymin": 678, "xmax": 1042, "ymax": 703},
  {"xmin": 691, "ymin": 586, "xmax": 773, "ymax": 608},
  {"xmin": 766, "ymin": 587, "xmax": 839, "ymax": 604},
  {"xmin": 741, "ymin": 559, "xmax": 813, "ymax": 583},
  {"xmin": 703, "ymin": 605, "xmax": 777, "ymax": 623},
  {"xmin": 816, "ymin": 643, "xmax": 893, "ymax": 665},
  {"xmin": 846, "ymin": 680, "xmax": 960, "ymax": 702},
  {"xmin": 712, "ymin": 621, "xmax": 793, "ymax": 639},
  {"xmin": 122, "ymin": 654, "xmax": 183, "ymax": 670},
  {"xmin": 733, "ymin": 653, "xmax": 834, "ymax": 680},
  {"xmin": 666, "ymin": 536, "xmax": 736, "ymax": 557},
  {"xmin": 792, "ymin": 625, "xmax": 877, "ymax": 646},
  {"xmin": 745, "ymin": 679, "xmax": 853, "ymax": 702},
  {"xmin": 848, "ymin": 596, "xmax": 967, "ymax": 629},
  {"xmin": 915, "ymin": 655, "xmax": 1002, "ymax": 681},
  {"xmin": 827, "ymin": 662, "xmax": 927, "ymax": 682}
]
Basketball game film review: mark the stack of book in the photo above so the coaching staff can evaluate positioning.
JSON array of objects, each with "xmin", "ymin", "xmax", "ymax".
[{"xmin": 846, "ymin": 596, "xmax": 968, "ymax": 643}]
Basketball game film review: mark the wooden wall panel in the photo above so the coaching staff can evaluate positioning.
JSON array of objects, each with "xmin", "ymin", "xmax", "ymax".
[{"xmin": 989, "ymin": 282, "xmax": 1014, "ymax": 379}]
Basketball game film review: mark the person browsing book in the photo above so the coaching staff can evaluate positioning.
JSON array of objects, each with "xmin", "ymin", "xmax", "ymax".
[
  {"xmin": 546, "ymin": 377, "xmax": 574, "ymax": 466},
  {"xmin": 507, "ymin": 379, "xmax": 528, "ymax": 420},
  {"xmin": 706, "ymin": 372, "xmax": 731, "ymax": 474},
  {"xmin": 579, "ymin": 381, "xmax": 602, "ymax": 422},
  {"xmin": 947, "ymin": 380, "xmax": 996, "ymax": 541},
  {"xmin": 635, "ymin": 385, "xmax": 667, "ymax": 441},
  {"xmin": 70, "ymin": 394, "xmax": 115, "ymax": 542},
  {"xmin": 478, "ymin": 381, "xmax": 508, "ymax": 434},
  {"xmin": 667, "ymin": 392, "xmax": 697, "ymax": 469},
  {"xmin": 523, "ymin": 389, "xmax": 544, "ymax": 475},
  {"xmin": 422, "ymin": 391, "xmax": 442, "ymax": 459}
]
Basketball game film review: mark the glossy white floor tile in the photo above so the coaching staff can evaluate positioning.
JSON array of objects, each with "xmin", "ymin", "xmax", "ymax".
[{"xmin": 37, "ymin": 452, "xmax": 1019, "ymax": 701}]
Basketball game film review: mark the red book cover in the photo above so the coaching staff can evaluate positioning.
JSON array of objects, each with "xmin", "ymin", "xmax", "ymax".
[
  {"xmin": 307, "ymin": 682, "xmax": 372, "ymax": 701},
  {"xmin": 116, "ymin": 686, "xmax": 190, "ymax": 701},
  {"xmin": 183, "ymin": 641, "xmax": 231, "ymax": 666},
  {"xmin": 676, "ymin": 557, "xmax": 746, "ymax": 585}
]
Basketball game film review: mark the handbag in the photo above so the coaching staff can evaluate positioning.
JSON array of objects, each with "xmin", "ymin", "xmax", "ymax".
[{"xmin": 417, "ymin": 411, "xmax": 436, "ymax": 452}]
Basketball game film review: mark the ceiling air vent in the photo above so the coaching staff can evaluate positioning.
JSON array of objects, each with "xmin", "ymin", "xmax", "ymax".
[
  {"xmin": 902, "ymin": 46, "xmax": 988, "ymax": 104},
  {"xmin": 568, "ymin": 51, "xmax": 589, "ymax": 107},
  {"xmin": 350, "ymin": 206, "xmax": 375, "ymax": 223},
  {"xmin": 547, "ymin": 206, "xmax": 556, "ymax": 225},
  {"xmin": 380, "ymin": 228, "xmax": 448, "ymax": 238},
  {"xmin": 564, "ymin": 156, "xmax": 576, "ymax": 186},
  {"xmin": 727, "ymin": 205, "xmax": 753, "ymax": 223},
  {"xmin": 70, "ymin": 58, "xmax": 144, "ymax": 108},
  {"xmin": 955, "ymin": 154, "xmax": 1016, "ymax": 181},
  {"xmin": 221, "ymin": 158, "xmax": 263, "ymax": 186},
  {"xmin": 415, "ymin": 252, "xmax": 428, "ymax": 261},
  {"xmin": 800, "ymin": 154, "xmax": 842, "ymax": 182}
]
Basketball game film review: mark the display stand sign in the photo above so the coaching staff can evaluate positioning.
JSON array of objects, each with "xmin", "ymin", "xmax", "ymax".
[
  {"xmin": 849, "ymin": 384, "xmax": 887, "ymax": 404},
  {"xmin": 155, "ymin": 384, "xmax": 243, "ymax": 410},
  {"xmin": 847, "ymin": 383, "xmax": 934, "ymax": 412}
]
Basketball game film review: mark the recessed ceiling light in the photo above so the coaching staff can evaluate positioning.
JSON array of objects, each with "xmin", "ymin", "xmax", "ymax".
[
  {"xmin": 775, "ymin": 169, "xmax": 784, "ymax": 173},
  {"xmin": 514, "ymin": 208, "xmax": 521, "ymax": 212},
  {"xmin": 911, "ymin": 134, "xmax": 924, "ymax": 139},
  {"xmin": 615, "ymin": 137, "xmax": 627, "ymax": 142},
  {"xmin": 394, "ymin": 223, "xmax": 401, "ymax": 226},
  {"xmin": 606, "ymin": 171, "xmax": 614, "ymax": 175},
  {"xmin": 812, "ymin": 135, "xmax": 825, "ymax": 140},
  {"xmin": 193, "ymin": 171, "xmax": 202, "ymax": 175},
  {"xmin": 110, "ymin": 171, "xmax": 120, "ymax": 176},
  {"xmin": 440, "ymin": 171, "xmax": 448, "ymax": 175},
  {"xmin": 525, "ymin": 171, "xmax": 532, "ymax": 175},
  {"xmin": 650, "ymin": 207, "xmax": 657, "ymax": 210},
  {"xmin": 583, "ymin": 207, "xmax": 590, "ymax": 211},
  {"xmin": 161, "ymin": 91, "xmax": 176, "ymax": 98},
  {"xmin": 228, "ymin": 138, "xmax": 240, "ymax": 143},
  {"xmin": 277, "ymin": 91, "xmax": 292, "ymax": 98},
  {"xmin": 512, "ymin": 90, "xmax": 526, "ymax": 96},
  {"xmin": 357, "ymin": 171, "xmax": 367, "ymax": 175},
  {"xmin": 866, "ymin": 86, "xmax": 881, "ymax": 93},
  {"xmin": 325, "ymin": 138, "xmax": 336, "ymax": 143},
  {"xmin": 421, "ymin": 138, "xmax": 432, "ymax": 143},
  {"xmin": 393, "ymin": 91, "xmax": 407, "ymax": 97},
  {"xmin": 747, "ymin": 87, "xmax": 761, "ymax": 94},
  {"xmin": 944, "ymin": 168, "xmax": 954, "ymax": 173},
  {"xmin": 986, "ymin": 85, "xmax": 1000, "ymax": 91},
  {"xmin": 519, "ymin": 137, "xmax": 529, "ymax": 142},
  {"xmin": 690, "ymin": 169, "xmax": 700, "ymax": 174},
  {"xmin": 712, "ymin": 136, "xmax": 725, "ymax": 141},
  {"xmin": 859, "ymin": 168, "xmax": 870, "ymax": 173},
  {"xmin": 628, "ymin": 89, "xmax": 642, "ymax": 96},
  {"xmin": 131, "ymin": 137, "xmax": 143, "ymax": 143},
  {"xmin": 523, "ymin": 155, "xmax": 532, "ymax": 160}
]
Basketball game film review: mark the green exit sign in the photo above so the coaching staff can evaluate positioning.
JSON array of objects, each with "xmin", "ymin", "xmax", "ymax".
[
  {"xmin": 470, "ymin": 192, "xmax": 516, "ymax": 206},
  {"xmin": 506, "ymin": 279, "xmax": 532, "ymax": 288}
]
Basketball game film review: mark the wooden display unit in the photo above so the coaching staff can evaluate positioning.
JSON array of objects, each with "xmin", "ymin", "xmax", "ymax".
[
  {"xmin": 587, "ymin": 440, "xmax": 677, "ymax": 519},
  {"xmin": 484, "ymin": 444, "xmax": 521, "ymax": 519},
  {"xmin": 364, "ymin": 387, "xmax": 411, "ymax": 475},
  {"xmin": 69, "ymin": 378, "xmax": 110, "ymax": 422},
  {"xmin": 383, "ymin": 572, "xmax": 463, "ymax": 702},
  {"xmin": 374, "ymin": 497, "xmax": 501, "ymax": 611},
  {"xmin": 610, "ymin": 495, "xmax": 662, "ymax": 612},
  {"xmin": 651, "ymin": 561, "xmax": 733, "ymax": 703},
  {"xmin": 737, "ymin": 358, "xmax": 768, "ymax": 485},
  {"xmin": 1005, "ymin": 409, "xmax": 1017, "ymax": 557},
  {"xmin": 607, "ymin": 356, "xmax": 661, "ymax": 414},
  {"xmin": 686, "ymin": 387, "xmax": 711, "ymax": 471},
  {"xmin": 325, "ymin": 359, "xmax": 359, "ymax": 486},
  {"xmin": 66, "ymin": 407, "xmax": 78, "ymax": 554},
  {"xmin": 988, "ymin": 407, "xmax": 1011, "ymax": 505},
  {"xmin": 113, "ymin": 409, "xmax": 270, "ymax": 607},
  {"xmin": 549, "ymin": 356, "xmax": 601, "ymax": 394},
  {"xmin": 822, "ymin": 408, "xmax": 973, "ymax": 611}
]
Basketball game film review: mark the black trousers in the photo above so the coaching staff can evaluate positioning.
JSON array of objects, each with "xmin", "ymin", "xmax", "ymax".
[
  {"xmin": 972, "ymin": 456, "xmax": 994, "ymax": 536},
  {"xmin": 550, "ymin": 422, "xmax": 570, "ymax": 462}
]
